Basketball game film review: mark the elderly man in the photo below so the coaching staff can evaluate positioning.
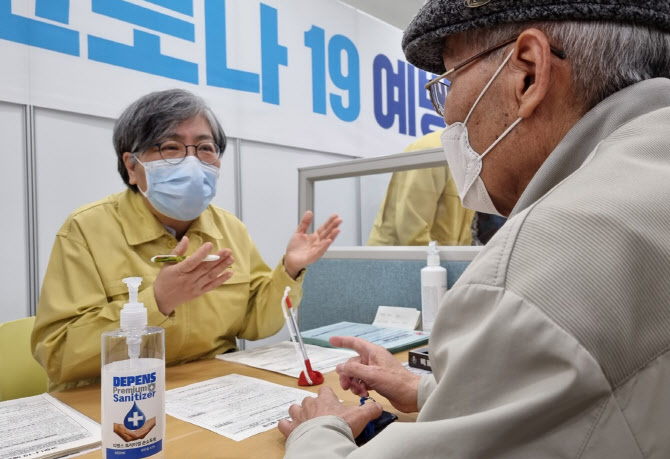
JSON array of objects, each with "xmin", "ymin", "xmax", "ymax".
[{"xmin": 280, "ymin": 1, "xmax": 670, "ymax": 457}]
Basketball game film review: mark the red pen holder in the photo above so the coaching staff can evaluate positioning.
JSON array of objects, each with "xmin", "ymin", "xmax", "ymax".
[{"xmin": 298, "ymin": 359, "xmax": 324, "ymax": 386}]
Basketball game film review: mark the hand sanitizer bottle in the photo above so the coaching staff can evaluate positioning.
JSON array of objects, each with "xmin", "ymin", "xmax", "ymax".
[
  {"xmin": 101, "ymin": 277, "xmax": 165, "ymax": 458},
  {"xmin": 421, "ymin": 242, "xmax": 447, "ymax": 332}
]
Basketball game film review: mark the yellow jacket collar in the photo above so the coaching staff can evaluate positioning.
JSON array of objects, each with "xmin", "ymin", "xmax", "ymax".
[{"xmin": 118, "ymin": 189, "xmax": 223, "ymax": 245}]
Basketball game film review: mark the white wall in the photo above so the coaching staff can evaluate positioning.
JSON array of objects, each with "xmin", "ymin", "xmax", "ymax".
[
  {"xmin": 240, "ymin": 140, "xmax": 354, "ymax": 267},
  {"xmin": 338, "ymin": 0, "xmax": 427, "ymax": 29},
  {"xmin": 315, "ymin": 177, "xmax": 360, "ymax": 246},
  {"xmin": 359, "ymin": 172, "xmax": 392, "ymax": 244},
  {"xmin": 0, "ymin": 102, "xmax": 29, "ymax": 323},
  {"xmin": 34, "ymin": 109, "xmax": 119, "ymax": 287}
]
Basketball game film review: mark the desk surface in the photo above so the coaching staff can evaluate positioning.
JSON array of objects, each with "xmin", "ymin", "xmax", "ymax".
[{"xmin": 52, "ymin": 351, "xmax": 417, "ymax": 458}]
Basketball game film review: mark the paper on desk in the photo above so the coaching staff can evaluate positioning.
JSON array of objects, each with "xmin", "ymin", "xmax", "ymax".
[
  {"xmin": 402, "ymin": 361, "xmax": 433, "ymax": 376},
  {"xmin": 373, "ymin": 306, "xmax": 421, "ymax": 330},
  {"xmin": 0, "ymin": 393, "xmax": 101, "ymax": 459},
  {"xmin": 166, "ymin": 374, "xmax": 316, "ymax": 442},
  {"xmin": 216, "ymin": 341, "xmax": 357, "ymax": 378}
]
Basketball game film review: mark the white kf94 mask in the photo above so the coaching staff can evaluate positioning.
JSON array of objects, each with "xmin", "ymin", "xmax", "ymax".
[{"xmin": 440, "ymin": 49, "xmax": 522, "ymax": 216}]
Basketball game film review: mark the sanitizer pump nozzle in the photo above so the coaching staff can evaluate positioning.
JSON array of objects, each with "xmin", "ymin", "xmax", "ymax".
[
  {"xmin": 427, "ymin": 241, "xmax": 440, "ymax": 266},
  {"xmin": 120, "ymin": 277, "xmax": 146, "ymax": 359}
]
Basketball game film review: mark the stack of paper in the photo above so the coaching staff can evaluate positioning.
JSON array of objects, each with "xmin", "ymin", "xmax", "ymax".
[
  {"xmin": 402, "ymin": 361, "xmax": 433, "ymax": 376},
  {"xmin": 0, "ymin": 394, "xmax": 101, "ymax": 459},
  {"xmin": 301, "ymin": 321, "xmax": 429, "ymax": 353},
  {"xmin": 216, "ymin": 341, "xmax": 356, "ymax": 378}
]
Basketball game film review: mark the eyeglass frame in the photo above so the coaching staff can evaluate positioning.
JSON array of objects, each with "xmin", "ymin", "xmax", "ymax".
[
  {"xmin": 424, "ymin": 36, "xmax": 567, "ymax": 116},
  {"xmin": 134, "ymin": 140, "xmax": 223, "ymax": 166}
]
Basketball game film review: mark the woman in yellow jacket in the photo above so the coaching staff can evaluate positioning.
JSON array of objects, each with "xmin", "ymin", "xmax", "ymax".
[
  {"xmin": 31, "ymin": 89, "xmax": 341, "ymax": 391},
  {"xmin": 367, "ymin": 130, "xmax": 474, "ymax": 246}
]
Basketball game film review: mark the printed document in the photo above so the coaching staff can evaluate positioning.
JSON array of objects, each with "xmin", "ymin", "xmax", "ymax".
[
  {"xmin": 166, "ymin": 374, "xmax": 315, "ymax": 441},
  {"xmin": 402, "ymin": 361, "xmax": 433, "ymax": 376},
  {"xmin": 0, "ymin": 393, "xmax": 101, "ymax": 459},
  {"xmin": 216, "ymin": 341, "xmax": 357, "ymax": 378}
]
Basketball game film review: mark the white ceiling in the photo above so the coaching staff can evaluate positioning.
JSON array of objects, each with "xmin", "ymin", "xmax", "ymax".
[{"xmin": 338, "ymin": 0, "xmax": 427, "ymax": 30}]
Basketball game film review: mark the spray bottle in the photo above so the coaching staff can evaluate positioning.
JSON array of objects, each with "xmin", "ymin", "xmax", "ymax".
[
  {"xmin": 421, "ymin": 241, "xmax": 447, "ymax": 332},
  {"xmin": 101, "ymin": 277, "xmax": 165, "ymax": 458}
]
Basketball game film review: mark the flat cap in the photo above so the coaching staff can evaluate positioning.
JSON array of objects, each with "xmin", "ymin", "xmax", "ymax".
[{"xmin": 402, "ymin": 0, "xmax": 670, "ymax": 74}]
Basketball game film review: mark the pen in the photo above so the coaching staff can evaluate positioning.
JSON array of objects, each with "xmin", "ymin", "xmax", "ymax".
[
  {"xmin": 281, "ymin": 286, "xmax": 323, "ymax": 386},
  {"xmin": 151, "ymin": 254, "xmax": 220, "ymax": 263}
]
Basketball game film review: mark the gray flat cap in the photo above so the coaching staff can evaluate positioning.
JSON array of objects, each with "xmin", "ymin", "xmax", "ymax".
[{"xmin": 403, "ymin": 0, "xmax": 670, "ymax": 74}]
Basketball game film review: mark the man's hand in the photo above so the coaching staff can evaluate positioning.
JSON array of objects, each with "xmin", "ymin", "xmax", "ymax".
[
  {"xmin": 277, "ymin": 386, "xmax": 382, "ymax": 439},
  {"xmin": 331, "ymin": 336, "xmax": 421, "ymax": 413},
  {"xmin": 153, "ymin": 236, "xmax": 235, "ymax": 315},
  {"xmin": 284, "ymin": 211, "xmax": 342, "ymax": 279}
]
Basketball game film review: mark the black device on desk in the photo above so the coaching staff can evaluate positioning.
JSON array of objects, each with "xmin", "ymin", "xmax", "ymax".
[
  {"xmin": 408, "ymin": 346, "xmax": 431, "ymax": 371},
  {"xmin": 355, "ymin": 397, "xmax": 398, "ymax": 446}
]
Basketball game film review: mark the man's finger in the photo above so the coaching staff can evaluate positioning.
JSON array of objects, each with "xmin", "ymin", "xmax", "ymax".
[
  {"xmin": 339, "ymin": 372, "xmax": 351, "ymax": 390},
  {"xmin": 277, "ymin": 419, "xmax": 293, "ymax": 438},
  {"xmin": 330, "ymin": 335, "xmax": 376, "ymax": 356},
  {"xmin": 337, "ymin": 360, "xmax": 377, "ymax": 383},
  {"xmin": 349, "ymin": 378, "xmax": 369, "ymax": 397},
  {"xmin": 317, "ymin": 385, "xmax": 338, "ymax": 400},
  {"xmin": 336, "ymin": 355, "xmax": 361, "ymax": 373},
  {"xmin": 288, "ymin": 403, "xmax": 301, "ymax": 420}
]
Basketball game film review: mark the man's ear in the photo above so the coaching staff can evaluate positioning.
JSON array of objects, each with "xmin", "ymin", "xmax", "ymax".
[
  {"xmin": 511, "ymin": 29, "xmax": 554, "ymax": 119},
  {"xmin": 122, "ymin": 152, "xmax": 138, "ymax": 185}
]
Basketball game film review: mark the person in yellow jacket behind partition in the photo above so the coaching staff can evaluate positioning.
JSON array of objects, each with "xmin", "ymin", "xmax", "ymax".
[
  {"xmin": 31, "ymin": 89, "xmax": 342, "ymax": 391},
  {"xmin": 366, "ymin": 130, "xmax": 475, "ymax": 246}
]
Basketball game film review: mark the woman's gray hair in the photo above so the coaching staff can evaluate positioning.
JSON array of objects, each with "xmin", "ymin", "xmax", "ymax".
[
  {"xmin": 113, "ymin": 89, "xmax": 227, "ymax": 192},
  {"xmin": 463, "ymin": 21, "xmax": 670, "ymax": 112}
]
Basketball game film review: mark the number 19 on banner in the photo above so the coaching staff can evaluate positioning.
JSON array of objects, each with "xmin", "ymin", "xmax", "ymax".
[{"xmin": 304, "ymin": 26, "xmax": 360, "ymax": 122}]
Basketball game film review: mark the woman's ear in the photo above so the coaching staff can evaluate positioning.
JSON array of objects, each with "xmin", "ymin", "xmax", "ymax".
[
  {"xmin": 510, "ymin": 29, "xmax": 554, "ymax": 119},
  {"xmin": 122, "ymin": 152, "xmax": 137, "ymax": 185}
]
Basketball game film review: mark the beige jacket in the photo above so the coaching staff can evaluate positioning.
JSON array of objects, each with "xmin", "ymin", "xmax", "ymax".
[{"xmin": 285, "ymin": 79, "xmax": 670, "ymax": 458}]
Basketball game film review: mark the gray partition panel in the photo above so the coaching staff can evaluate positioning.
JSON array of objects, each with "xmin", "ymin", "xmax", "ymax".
[{"xmin": 299, "ymin": 258, "xmax": 470, "ymax": 331}]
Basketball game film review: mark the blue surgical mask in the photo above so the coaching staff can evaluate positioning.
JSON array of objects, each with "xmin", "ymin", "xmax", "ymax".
[{"xmin": 136, "ymin": 155, "xmax": 219, "ymax": 221}]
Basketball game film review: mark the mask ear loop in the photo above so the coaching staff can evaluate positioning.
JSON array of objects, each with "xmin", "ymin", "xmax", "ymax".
[
  {"xmin": 481, "ymin": 116, "xmax": 523, "ymax": 159},
  {"xmin": 464, "ymin": 49, "xmax": 516, "ymax": 126},
  {"xmin": 464, "ymin": 48, "xmax": 524, "ymax": 160}
]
